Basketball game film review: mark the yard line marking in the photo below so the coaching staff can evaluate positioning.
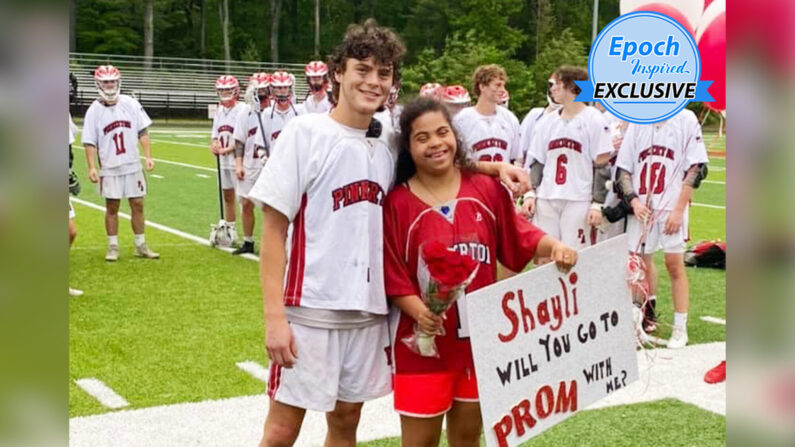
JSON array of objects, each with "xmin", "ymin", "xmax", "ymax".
[
  {"xmin": 75, "ymin": 378, "xmax": 130, "ymax": 409},
  {"xmin": 151, "ymin": 138, "xmax": 209, "ymax": 148},
  {"xmin": 708, "ymin": 166, "xmax": 725, "ymax": 171},
  {"xmin": 73, "ymin": 146, "xmax": 215, "ymax": 172},
  {"xmin": 692, "ymin": 202, "xmax": 725, "ymax": 210},
  {"xmin": 702, "ymin": 180, "xmax": 725, "ymax": 185},
  {"xmin": 150, "ymin": 174, "xmax": 165, "ymax": 179},
  {"xmin": 236, "ymin": 361, "xmax": 269, "ymax": 382},
  {"xmin": 149, "ymin": 129, "xmax": 211, "ymax": 134},
  {"xmin": 700, "ymin": 316, "xmax": 726, "ymax": 325},
  {"xmin": 196, "ymin": 173, "xmax": 211, "ymax": 178},
  {"xmin": 71, "ymin": 198, "xmax": 259, "ymax": 262}
]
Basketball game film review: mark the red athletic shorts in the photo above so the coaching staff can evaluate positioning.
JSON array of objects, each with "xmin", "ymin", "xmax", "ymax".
[{"xmin": 393, "ymin": 368, "xmax": 479, "ymax": 417}]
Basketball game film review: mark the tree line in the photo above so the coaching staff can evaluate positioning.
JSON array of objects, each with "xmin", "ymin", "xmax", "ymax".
[{"xmin": 71, "ymin": 0, "xmax": 621, "ymax": 115}]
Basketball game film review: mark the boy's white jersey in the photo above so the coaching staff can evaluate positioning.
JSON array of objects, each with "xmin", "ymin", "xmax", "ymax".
[
  {"xmin": 373, "ymin": 105, "xmax": 402, "ymax": 136},
  {"xmin": 82, "ymin": 94, "xmax": 152, "ymax": 176},
  {"xmin": 453, "ymin": 106, "xmax": 521, "ymax": 163},
  {"xmin": 529, "ymin": 106, "xmax": 612, "ymax": 201},
  {"xmin": 616, "ymin": 109, "xmax": 709, "ymax": 211},
  {"xmin": 234, "ymin": 106, "xmax": 267, "ymax": 170},
  {"xmin": 519, "ymin": 107, "xmax": 548, "ymax": 169},
  {"xmin": 301, "ymin": 94, "xmax": 333, "ymax": 114},
  {"xmin": 248, "ymin": 113, "xmax": 396, "ymax": 315},
  {"xmin": 262, "ymin": 105, "xmax": 301, "ymax": 150},
  {"xmin": 69, "ymin": 114, "xmax": 78, "ymax": 144},
  {"xmin": 211, "ymin": 101, "xmax": 248, "ymax": 169}
]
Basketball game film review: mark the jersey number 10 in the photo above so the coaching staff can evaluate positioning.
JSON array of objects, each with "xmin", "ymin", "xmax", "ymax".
[{"xmin": 639, "ymin": 162, "xmax": 666, "ymax": 195}]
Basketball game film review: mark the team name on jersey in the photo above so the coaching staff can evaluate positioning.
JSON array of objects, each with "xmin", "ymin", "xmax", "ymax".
[
  {"xmin": 102, "ymin": 120, "xmax": 132, "ymax": 135},
  {"xmin": 331, "ymin": 180, "xmax": 385, "ymax": 211},
  {"xmin": 451, "ymin": 242, "xmax": 492, "ymax": 265},
  {"xmin": 217, "ymin": 124, "xmax": 234, "ymax": 134},
  {"xmin": 472, "ymin": 138, "xmax": 508, "ymax": 152},
  {"xmin": 638, "ymin": 145, "xmax": 675, "ymax": 162},
  {"xmin": 548, "ymin": 138, "xmax": 583, "ymax": 153}
]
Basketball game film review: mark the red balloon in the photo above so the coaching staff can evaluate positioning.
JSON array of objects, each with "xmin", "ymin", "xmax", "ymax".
[
  {"xmin": 632, "ymin": 3, "xmax": 695, "ymax": 38},
  {"xmin": 698, "ymin": 11, "xmax": 726, "ymax": 111}
]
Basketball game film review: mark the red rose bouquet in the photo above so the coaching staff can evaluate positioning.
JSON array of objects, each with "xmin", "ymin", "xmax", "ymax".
[{"xmin": 403, "ymin": 240, "xmax": 480, "ymax": 357}]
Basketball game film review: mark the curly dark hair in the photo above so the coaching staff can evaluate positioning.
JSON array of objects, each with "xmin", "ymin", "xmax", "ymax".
[
  {"xmin": 394, "ymin": 97, "xmax": 475, "ymax": 185},
  {"xmin": 553, "ymin": 65, "xmax": 588, "ymax": 95},
  {"xmin": 327, "ymin": 18, "xmax": 406, "ymax": 104}
]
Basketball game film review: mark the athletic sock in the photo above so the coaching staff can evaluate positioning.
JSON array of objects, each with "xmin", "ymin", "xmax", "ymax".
[
  {"xmin": 244, "ymin": 236, "xmax": 254, "ymax": 243},
  {"xmin": 108, "ymin": 235, "xmax": 119, "ymax": 246},
  {"xmin": 134, "ymin": 234, "xmax": 146, "ymax": 247},
  {"xmin": 674, "ymin": 312, "xmax": 688, "ymax": 330}
]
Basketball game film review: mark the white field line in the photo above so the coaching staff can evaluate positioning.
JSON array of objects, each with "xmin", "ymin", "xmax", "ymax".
[
  {"xmin": 196, "ymin": 173, "xmax": 211, "ymax": 178},
  {"xmin": 151, "ymin": 138, "xmax": 209, "ymax": 148},
  {"xmin": 75, "ymin": 378, "xmax": 130, "ymax": 409},
  {"xmin": 702, "ymin": 180, "xmax": 725, "ymax": 185},
  {"xmin": 700, "ymin": 316, "xmax": 727, "ymax": 325},
  {"xmin": 73, "ymin": 146, "xmax": 215, "ymax": 172},
  {"xmin": 709, "ymin": 166, "xmax": 725, "ymax": 171},
  {"xmin": 236, "ymin": 361, "xmax": 269, "ymax": 383},
  {"xmin": 150, "ymin": 174, "xmax": 165, "ymax": 179},
  {"xmin": 149, "ymin": 129, "xmax": 211, "ymax": 134},
  {"xmin": 71, "ymin": 198, "xmax": 258, "ymax": 262},
  {"xmin": 692, "ymin": 202, "xmax": 725, "ymax": 210}
]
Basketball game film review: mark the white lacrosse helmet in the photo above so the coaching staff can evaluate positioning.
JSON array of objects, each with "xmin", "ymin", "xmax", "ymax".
[
  {"xmin": 94, "ymin": 65, "xmax": 121, "ymax": 103},
  {"xmin": 215, "ymin": 75, "xmax": 239, "ymax": 106},
  {"xmin": 419, "ymin": 82, "xmax": 443, "ymax": 100},
  {"xmin": 209, "ymin": 220, "xmax": 237, "ymax": 248}
]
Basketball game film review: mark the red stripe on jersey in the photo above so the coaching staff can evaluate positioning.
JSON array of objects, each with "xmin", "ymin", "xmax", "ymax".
[
  {"xmin": 284, "ymin": 194, "xmax": 308, "ymax": 306},
  {"xmin": 267, "ymin": 364, "xmax": 282, "ymax": 398}
]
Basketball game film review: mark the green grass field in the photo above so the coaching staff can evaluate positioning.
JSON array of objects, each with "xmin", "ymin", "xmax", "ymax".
[{"xmin": 69, "ymin": 127, "xmax": 726, "ymax": 444}]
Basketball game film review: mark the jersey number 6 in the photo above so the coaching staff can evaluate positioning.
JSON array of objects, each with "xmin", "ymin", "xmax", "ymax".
[{"xmin": 555, "ymin": 154, "xmax": 568, "ymax": 185}]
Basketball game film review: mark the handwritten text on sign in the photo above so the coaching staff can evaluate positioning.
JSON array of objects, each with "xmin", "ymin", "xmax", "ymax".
[{"xmin": 466, "ymin": 235, "xmax": 638, "ymax": 447}]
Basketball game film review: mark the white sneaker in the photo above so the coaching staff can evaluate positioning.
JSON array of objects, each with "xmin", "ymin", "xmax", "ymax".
[
  {"xmin": 134, "ymin": 243, "xmax": 160, "ymax": 259},
  {"xmin": 667, "ymin": 326, "xmax": 688, "ymax": 349},
  {"xmin": 105, "ymin": 245, "xmax": 119, "ymax": 262},
  {"xmin": 69, "ymin": 288, "xmax": 84, "ymax": 297}
]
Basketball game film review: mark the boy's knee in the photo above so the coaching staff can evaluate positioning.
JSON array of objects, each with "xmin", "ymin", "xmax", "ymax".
[
  {"xmin": 327, "ymin": 404, "xmax": 361, "ymax": 430},
  {"xmin": 262, "ymin": 422, "xmax": 300, "ymax": 447}
]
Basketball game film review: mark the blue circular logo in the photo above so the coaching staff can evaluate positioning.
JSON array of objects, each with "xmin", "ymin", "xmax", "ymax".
[{"xmin": 575, "ymin": 12, "xmax": 713, "ymax": 124}]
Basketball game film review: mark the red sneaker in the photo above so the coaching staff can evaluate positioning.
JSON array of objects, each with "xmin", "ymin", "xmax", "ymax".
[{"xmin": 704, "ymin": 361, "xmax": 726, "ymax": 384}]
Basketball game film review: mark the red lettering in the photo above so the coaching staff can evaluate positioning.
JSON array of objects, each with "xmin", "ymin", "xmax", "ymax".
[
  {"xmin": 519, "ymin": 290, "xmax": 536, "ymax": 333},
  {"xmin": 492, "ymin": 414, "xmax": 513, "ymax": 447},
  {"xmin": 510, "ymin": 399, "xmax": 536, "ymax": 436},
  {"xmin": 332, "ymin": 189, "xmax": 344, "ymax": 211},
  {"xmin": 535, "ymin": 385, "xmax": 554, "ymax": 419},
  {"xmin": 555, "ymin": 380, "xmax": 578, "ymax": 413},
  {"xmin": 537, "ymin": 301, "xmax": 550, "ymax": 326},
  {"xmin": 498, "ymin": 291, "xmax": 519, "ymax": 342}
]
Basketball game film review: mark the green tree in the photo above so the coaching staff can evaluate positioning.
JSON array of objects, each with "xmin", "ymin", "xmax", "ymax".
[
  {"xmin": 529, "ymin": 27, "xmax": 589, "ymax": 105},
  {"xmin": 401, "ymin": 32, "xmax": 535, "ymax": 115}
]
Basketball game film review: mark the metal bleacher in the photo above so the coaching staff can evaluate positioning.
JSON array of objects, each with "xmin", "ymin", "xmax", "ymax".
[{"xmin": 69, "ymin": 53, "xmax": 309, "ymax": 119}]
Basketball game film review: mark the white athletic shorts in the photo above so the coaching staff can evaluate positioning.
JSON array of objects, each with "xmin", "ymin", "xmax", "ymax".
[
  {"xmin": 267, "ymin": 321, "xmax": 392, "ymax": 412},
  {"xmin": 220, "ymin": 167, "xmax": 236, "ymax": 190},
  {"xmin": 534, "ymin": 199, "xmax": 591, "ymax": 249},
  {"xmin": 626, "ymin": 208, "xmax": 689, "ymax": 254},
  {"xmin": 99, "ymin": 171, "xmax": 146, "ymax": 199},
  {"xmin": 237, "ymin": 166, "xmax": 263, "ymax": 204}
]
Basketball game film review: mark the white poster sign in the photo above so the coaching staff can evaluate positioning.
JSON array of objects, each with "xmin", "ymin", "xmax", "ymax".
[
  {"xmin": 207, "ymin": 103, "xmax": 218, "ymax": 120},
  {"xmin": 466, "ymin": 235, "xmax": 639, "ymax": 447}
]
